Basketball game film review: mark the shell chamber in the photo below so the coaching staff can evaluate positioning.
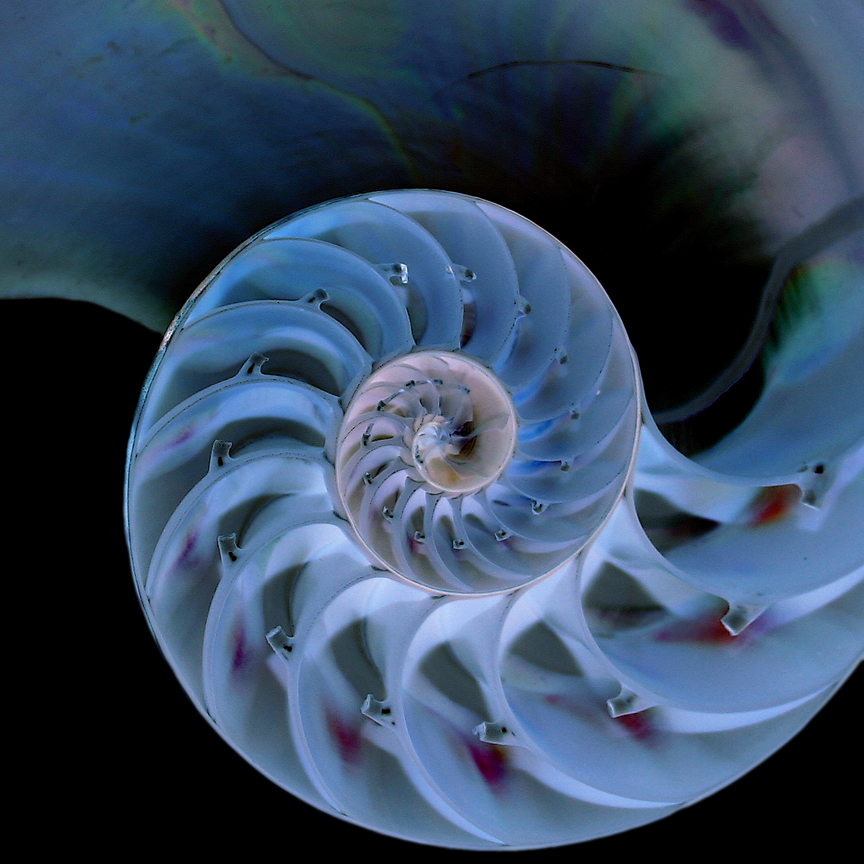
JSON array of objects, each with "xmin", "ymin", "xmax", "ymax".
[{"xmin": 126, "ymin": 190, "xmax": 864, "ymax": 849}]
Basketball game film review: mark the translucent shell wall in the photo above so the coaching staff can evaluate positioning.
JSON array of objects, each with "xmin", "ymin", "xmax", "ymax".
[{"xmin": 126, "ymin": 190, "xmax": 864, "ymax": 849}]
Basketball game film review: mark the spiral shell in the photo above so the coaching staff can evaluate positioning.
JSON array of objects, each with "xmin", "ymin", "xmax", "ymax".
[{"xmin": 126, "ymin": 190, "xmax": 863, "ymax": 849}]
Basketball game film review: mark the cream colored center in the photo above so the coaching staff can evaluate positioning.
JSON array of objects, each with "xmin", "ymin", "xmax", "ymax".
[{"xmin": 337, "ymin": 350, "xmax": 518, "ymax": 501}]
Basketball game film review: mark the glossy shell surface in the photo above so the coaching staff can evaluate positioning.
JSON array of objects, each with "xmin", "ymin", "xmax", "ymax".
[{"xmin": 126, "ymin": 189, "xmax": 864, "ymax": 849}]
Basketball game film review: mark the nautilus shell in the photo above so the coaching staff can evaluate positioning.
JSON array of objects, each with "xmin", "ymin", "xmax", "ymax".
[
  {"xmin": 3, "ymin": 0, "xmax": 864, "ymax": 851},
  {"xmin": 126, "ymin": 189, "xmax": 863, "ymax": 849}
]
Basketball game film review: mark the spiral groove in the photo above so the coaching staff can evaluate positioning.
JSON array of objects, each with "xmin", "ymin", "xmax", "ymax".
[{"xmin": 127, "ymin": 190, "xmax": 863, "ymax": 848}]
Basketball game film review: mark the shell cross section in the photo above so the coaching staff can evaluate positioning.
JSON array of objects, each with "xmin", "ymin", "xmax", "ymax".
[{"xmin": 126, "ymin": 188, "xmax": 864, "ymax": 850}]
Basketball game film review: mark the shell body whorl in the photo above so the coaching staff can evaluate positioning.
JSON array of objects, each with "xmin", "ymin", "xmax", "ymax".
[{"xmin": 126, "ymin": 190, "xmax": 864, "ymax": 849}]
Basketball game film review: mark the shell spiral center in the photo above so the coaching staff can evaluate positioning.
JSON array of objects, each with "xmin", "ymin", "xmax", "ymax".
[{"xmin": 337, "ymin": 351, "xmax": 519, "ymax": 575}]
